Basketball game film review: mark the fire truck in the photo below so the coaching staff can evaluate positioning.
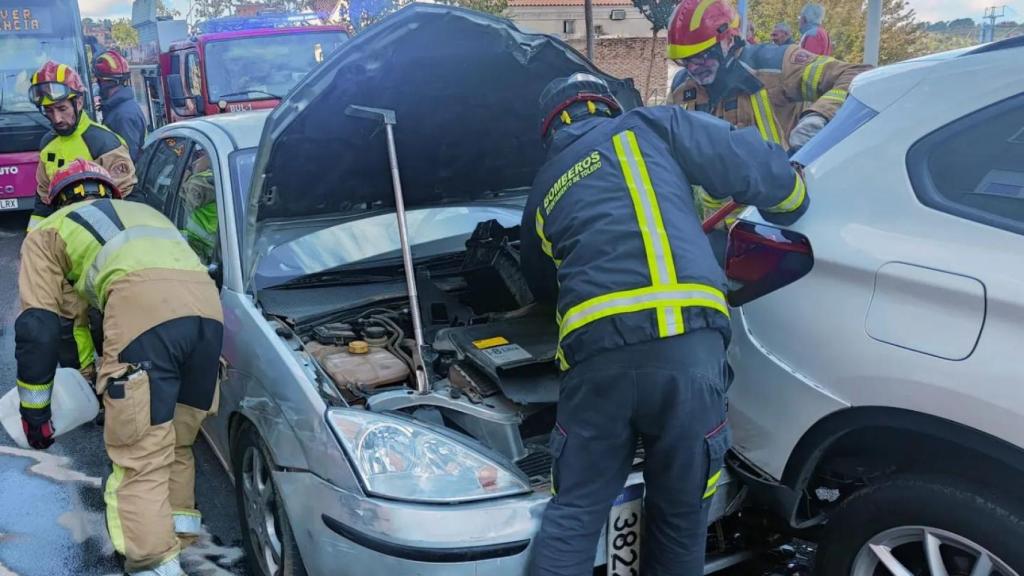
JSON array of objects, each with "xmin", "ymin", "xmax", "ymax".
[{"xmin": 134, "ymin": 12, "xmax": 349, "ymax": 129}]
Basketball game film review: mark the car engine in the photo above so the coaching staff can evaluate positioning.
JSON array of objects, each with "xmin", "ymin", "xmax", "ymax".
[{"xmin": 286, "ymin": 220, "xmax": 594, "ymax": 486}]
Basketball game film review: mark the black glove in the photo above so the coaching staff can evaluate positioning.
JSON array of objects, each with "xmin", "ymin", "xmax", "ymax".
[{"xmin": 21, "ymin": 410, "xmax": 55, "ymax": 450}]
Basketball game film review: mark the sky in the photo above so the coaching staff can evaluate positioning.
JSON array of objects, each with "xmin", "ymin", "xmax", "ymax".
[{"xmin": 77, "ymin": 0, "xmax": 1022, "ymax": 25}]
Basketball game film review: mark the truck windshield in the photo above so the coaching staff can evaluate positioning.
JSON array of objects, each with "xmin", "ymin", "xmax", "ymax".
[
  {"xmin": 0, "ymin": 2, "xmax": 82, "ymax": 114},
  {"xmin": 204, "ymin": 31, "xmax": 347, "ymax": 103}
]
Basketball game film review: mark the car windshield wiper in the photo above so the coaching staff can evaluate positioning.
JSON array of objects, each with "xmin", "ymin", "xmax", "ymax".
[
  {"xmin": 216, "ymin": 89, "xmax": 281, "ymax": 101},
  {"xmin": 272, "ymin": 271, "xmax": 401, "ymax": 289},
  {"xmin": 270, "ymin": 251, "xmax": 466, "ymax": 290}
]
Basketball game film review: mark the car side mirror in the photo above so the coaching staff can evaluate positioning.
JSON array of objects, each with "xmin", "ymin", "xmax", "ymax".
[{"xmin": 207, "ymin": 262, "xmax": 223, "ymax": 290}]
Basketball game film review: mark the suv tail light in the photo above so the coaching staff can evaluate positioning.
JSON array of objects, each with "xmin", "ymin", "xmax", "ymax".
[{"xmin": 725, "ymin": 221, "xmax": 813, "ymax": 306}]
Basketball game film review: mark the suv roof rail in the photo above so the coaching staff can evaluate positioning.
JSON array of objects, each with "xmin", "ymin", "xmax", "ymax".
[{"xmin": 963, "ymin": 34, "xmax": 1024, "ymax": 56}]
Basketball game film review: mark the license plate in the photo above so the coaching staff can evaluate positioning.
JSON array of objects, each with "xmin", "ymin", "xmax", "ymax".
[
  {"xmin": 607, "ymin": 482, "xmax": 643, "ymax": 575},
  {"xmin": 0, "ymin": 199, "xmax": 17, "ymax": 210}
]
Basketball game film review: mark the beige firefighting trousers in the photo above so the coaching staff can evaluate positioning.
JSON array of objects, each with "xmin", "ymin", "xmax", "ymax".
[{"xmin": 98, "ymin": 269, "xmax": 222, "ymax": 573}]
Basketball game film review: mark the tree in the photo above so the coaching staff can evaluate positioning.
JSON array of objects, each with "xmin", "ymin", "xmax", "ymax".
[
  {"xmin": 435, "ymin": 0, "xmax": 508, "ymax": 16},
  {"xmin": 156, "ymin": 0, "xmax": 182, "ymax": 18},
  {"xmin": 111, "ymin": 18, "xmax": 140, "ymax": 48},
  {"xmin": 948, "ymin": 17, "xmax": 975, "ymax": 29},
  {"xmin": 750, "ymin": 0, "xmax": 939, "ymax": 65},
  {"xmin": 631, "ymin": 0, "xmax": 676, "ymax": 102}
]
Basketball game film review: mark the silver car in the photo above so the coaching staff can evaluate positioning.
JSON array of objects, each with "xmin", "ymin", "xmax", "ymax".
[{"xmin": 134, "ymin": 5, "xmax": 746, "ymax": 576}]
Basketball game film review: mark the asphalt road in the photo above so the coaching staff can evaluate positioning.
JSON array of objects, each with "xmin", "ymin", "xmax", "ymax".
[{"xmin": 0, "ymin": 212, "xmax": 250, "ymax": 576}]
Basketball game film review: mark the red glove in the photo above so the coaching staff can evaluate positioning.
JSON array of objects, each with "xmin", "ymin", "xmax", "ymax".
[{"xmin": 21, "ymin": 418, "xmax": 55, "ymax": 450}]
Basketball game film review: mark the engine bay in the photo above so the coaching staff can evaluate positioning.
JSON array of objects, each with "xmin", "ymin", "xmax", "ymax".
[{"xmin": 275, "ymin": 220, "xmax": 582, "ymax": 484}]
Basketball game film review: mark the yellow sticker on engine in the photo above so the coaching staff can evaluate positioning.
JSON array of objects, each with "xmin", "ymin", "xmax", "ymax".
[{"xmin": 473, "ymin": 337, "xmax": 509, "ymax": 349}]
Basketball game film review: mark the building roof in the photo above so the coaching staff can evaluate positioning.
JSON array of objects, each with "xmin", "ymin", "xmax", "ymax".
[{"xmin": 508, "ymin": 0, "xmax": 632, "ymax": 7}]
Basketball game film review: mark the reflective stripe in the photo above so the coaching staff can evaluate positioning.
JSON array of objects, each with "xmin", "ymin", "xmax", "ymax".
[
  {"xmin": 748, "ymin": 90, "xmax": 780, "ymax": 144},
  {"xmin": 534, "ymin": 209, "xmax": 561, "ymax": 267},
  {"xmin": 613, "ymin": 130, "xmax": 683, "ymax": 337},
  {"xmin": 759, "ymin": 90, "xmax": 781, "ymax": 144},
  {"xmin": 27, "ymin": 214, "xmax": 45, "ymax": 231},
  {"xmin": 801, "ymin": 57, "xmax": 832, "ymax": 101},
  {"xmin": 173, "ymin": 510, "xmax": 202, "ymax": 535},
  {"xmin": 84, "ymin": 226, "xmax": 184, "ymax": 307},
  {"xmin": 666, "ymin": 36, "xmax": 717, "ymax": 60},
  {"xmin": 17, "ymin": 380, "xmax": 53, "ymax": 409},
  {"xmin": 766, "ymin": 174, "xmax": 806, "ymax": 213},
  {"xmin": 703, "ymin": 469, "xmax": 723, "ymax": 499},
  {"xmin": 129, "ymin": 556, "xmax": 183, "ymax": 576},
  {"xmin": 105, "ymin": 463, "xmax": 127, "ymax": 555},
  {"xmin": 56, "ymin": 64, "xmax": 68, "ymax": 83},
  {"xmin": 74, "ymin": 203, "xmax": 122, "ymax": 243},
  {"xmin": 812, "ymin": 58, "xmax": 832, "ymax": 98},
  {"xmin": 821, "ymin": 88, "xmax": 848, "ymax": 103},
  {"xmin": 689, "ymin": 0, "xmax": 719, "ymax": 30},
  {"xmin": 559, "ymin": 284, "xmax": 728, "ymax": 342}
]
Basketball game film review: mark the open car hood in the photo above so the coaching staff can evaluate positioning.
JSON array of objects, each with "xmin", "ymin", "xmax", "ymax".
[{"xmin": 244, "ymin": 3, "xmax": 641, "ymax": 282}]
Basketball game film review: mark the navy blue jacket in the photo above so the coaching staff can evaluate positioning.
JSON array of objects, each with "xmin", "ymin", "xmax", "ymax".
[
  {"xmin": 521, "ymin": 106, "xmax": 808, "ymax": 369},
  {"xmin": 100, "ymin": 87, "xmax": 147, "ymax": 165}
]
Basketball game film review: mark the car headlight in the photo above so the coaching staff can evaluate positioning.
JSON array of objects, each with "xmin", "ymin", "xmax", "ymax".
[{"xmin": 327, "ymin": 408, "xmax": 530, "ymax": 503}]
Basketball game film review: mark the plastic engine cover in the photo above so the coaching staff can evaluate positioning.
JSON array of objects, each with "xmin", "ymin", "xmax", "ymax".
[{"xmin": 436, "ymin": 315, "xmax": 559, "ymax": 404}]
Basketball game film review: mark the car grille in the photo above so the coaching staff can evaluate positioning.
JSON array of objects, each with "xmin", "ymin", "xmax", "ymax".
[{"xmin": 516, "ymin": 439, "xmax": 646, "ymax": 487}]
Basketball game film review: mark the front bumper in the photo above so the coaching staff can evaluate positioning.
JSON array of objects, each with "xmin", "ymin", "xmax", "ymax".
[{"xmin": 274, "ymin": 466, "xmax": 740, "ymax": 575}]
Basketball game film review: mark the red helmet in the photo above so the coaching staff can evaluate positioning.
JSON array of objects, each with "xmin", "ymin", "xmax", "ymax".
[
  {"xmin": 46, "ymin": 159, "xmax": 122, "ymax": 207},
  {"xmin": 29, "ymin": 61, "xmax": 86, "ymax": 107},
  {"xmin": 666, "ymin": 0, "xmax": 741, "ymax": 61},
  {"xmin": 94, "ymin": 50, "xmax": 131, "ymax": 80}
]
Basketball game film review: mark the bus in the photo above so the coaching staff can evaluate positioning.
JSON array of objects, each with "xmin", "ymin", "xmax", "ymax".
[{"xmin": 0, "ymin": 0, "xmax": 93, "ymax": 212}]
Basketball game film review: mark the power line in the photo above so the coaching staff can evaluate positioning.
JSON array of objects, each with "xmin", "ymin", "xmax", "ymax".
[{"xmin": 980, "ymin": 5, "xmax": 1006, "ymax": 42}]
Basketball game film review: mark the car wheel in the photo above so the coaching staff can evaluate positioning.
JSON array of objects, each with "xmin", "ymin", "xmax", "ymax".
[
  {"xmin": 814, "ymin": 476, "xmax": 1024, "ymax": 576},
  {"xmin": 233, "ymin": 422, "xmax": 308, "ymax": 576}
]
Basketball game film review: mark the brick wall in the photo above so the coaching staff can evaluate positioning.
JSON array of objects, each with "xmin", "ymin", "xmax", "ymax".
[{"xmin": 569, "ymin": 36, "xmax": 669, "ymax": 104}]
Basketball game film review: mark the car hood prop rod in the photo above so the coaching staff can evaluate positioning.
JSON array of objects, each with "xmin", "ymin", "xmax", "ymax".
[{"xmin": 345, "ymin": 104, "xmax": 430, "ymax": 395}]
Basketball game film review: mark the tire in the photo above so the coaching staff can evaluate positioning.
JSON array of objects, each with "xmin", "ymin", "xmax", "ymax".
[
  {"xmin": 233, "ymin": 422, "xmax": 308, "ymax": 576},
  {"xmin": 814, "ymin": 475, "xmax": 1024, "ymax": 576}
]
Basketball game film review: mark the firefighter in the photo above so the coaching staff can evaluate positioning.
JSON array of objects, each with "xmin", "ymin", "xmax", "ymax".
[
  {"xmin": 16, "ymin": 160, "xmax": 223, "ymax": 576},
  {"xmin": 27, "ymin": 60, "xmax": 139, "ymax": 391},
  {"xmin": 29, "ymin": 60, "xmax": 137, "ymax": 228},
  {"xmin": 666, "ymin": 0, "xmax": 868, "ymax": 225},
  {"xmin": 94, "ymin": 50, "xmax": 148, "ymax": 164},
  {"xmin": 180, "ymin": 155, "xmax": 219, "ymax": 263},
  {"xmin": 523, "ymin": 73, "xmax": 808, "ymax": 576}
]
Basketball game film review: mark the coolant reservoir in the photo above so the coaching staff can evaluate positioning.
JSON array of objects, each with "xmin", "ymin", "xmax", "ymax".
[{"xmin": 306, "ymin": 341, "xmax": 410, "ymax": 392}]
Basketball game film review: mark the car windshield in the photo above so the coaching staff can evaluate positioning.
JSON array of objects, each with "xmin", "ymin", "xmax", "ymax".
[
  {"xmin": 791, "ymin": 96, "xmax": 878, "ymax": 166},
  {"xmin": 204, "ymin": 31, "xmax": 347, "ymax": 103},
  {"xmin": 255, "ymin": 204, "xmax": 524, "ymax": 289}
]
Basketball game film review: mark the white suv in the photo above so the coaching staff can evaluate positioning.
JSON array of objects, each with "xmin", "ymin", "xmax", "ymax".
[{"xmin": 724, "ymin": 37, "xmax": 1024, "ymax": 575}]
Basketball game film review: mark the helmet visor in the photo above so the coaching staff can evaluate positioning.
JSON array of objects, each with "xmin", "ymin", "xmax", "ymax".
[{"xmin": 29, "ymin": 82, "xmax": 76, "ymax": 106}]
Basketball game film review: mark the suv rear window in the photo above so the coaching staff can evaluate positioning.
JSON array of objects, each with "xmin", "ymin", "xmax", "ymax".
[
  {"xmin": 908, "ymin": 93, "xmax": 1024, "ymax": 236},
  {"xmin": 791, "ymin": 96, "xmax": 878, "ymax": 166}
]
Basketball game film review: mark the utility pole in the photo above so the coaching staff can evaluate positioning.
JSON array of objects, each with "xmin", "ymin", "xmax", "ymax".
[
  {"xmin": 584, "ymin": 0, "xmax": 595, "ymax": 59},
  {"xmin": 864, "ymin": 0, "xmax": 882, "ymax": 65},
  {"xmin": 981, "ymin": 5, "xmax": 1006, "ymax": 43}
]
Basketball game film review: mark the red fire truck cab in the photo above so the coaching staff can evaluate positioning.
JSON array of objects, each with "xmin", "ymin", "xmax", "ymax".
[{"xmin": 157, "ymin": 14, "xmax": 349, "ymax": 125}]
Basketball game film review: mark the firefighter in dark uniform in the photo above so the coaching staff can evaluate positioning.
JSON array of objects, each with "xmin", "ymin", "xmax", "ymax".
[{"xmin": 522, "ymin": 74, "xmax": 809, "ymax": 576}]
